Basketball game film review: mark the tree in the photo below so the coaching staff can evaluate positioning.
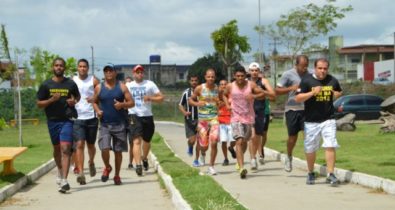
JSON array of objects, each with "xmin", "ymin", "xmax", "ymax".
[
  {"xmin": 0, "ymin": 24, "xmax": 16, "ymax": 84},
  {"xmin": 188, "ymin": 53, "xmax": 225, "ymax": 83},
  {"xmin": 261, "ymin": 0, "xmax": 352, "ymax": 59},
  {"xmin": 211, "ymin": 20, "xmax": 251, "ymax": 81},
  {"xmin": 30, "ymin": 47, "xmax": 77, "ymax": 88}
]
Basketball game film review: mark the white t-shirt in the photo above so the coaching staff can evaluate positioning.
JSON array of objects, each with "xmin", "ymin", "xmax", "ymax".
[
  {"xmin": 73, "ymin": 75, "xmax": 95, "ymax": 120},
  {"xmin": 126, "ymin": 80, "xmax": 160, "ymax": 117}
]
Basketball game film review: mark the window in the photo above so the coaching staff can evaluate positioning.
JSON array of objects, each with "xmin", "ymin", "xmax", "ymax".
[
  {"xmin": 365, "ymin": 96, "xmax": 383, "ymax": 105},
  {"xmin": 347, "ymin": 96, "xmax": 364, "ymax": 106},
  {"xmin": 179, "ymin": 73, "xmax": 184, "ymax": 80}
]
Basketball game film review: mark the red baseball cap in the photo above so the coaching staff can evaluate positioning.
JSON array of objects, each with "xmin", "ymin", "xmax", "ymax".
[{"xmin": 133, "ymin": 65, "xmax": 144, "ymax": 72}]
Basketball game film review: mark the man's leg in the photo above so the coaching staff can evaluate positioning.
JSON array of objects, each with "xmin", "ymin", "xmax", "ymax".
[
  {"xmin": 75, "ymin": 140, "xmax": 86, "ymax": 184},
  {"xmin": 133, "ymin": 136, "xmax": 143, "ymax": 175},
  {"xmin": 114, "ymin": 151, "xmax": 122, "ymax": 177},
  {"xmin": 235, "ymin": 138, "xmax": 245, "ymax": 169},
  {"xmin": 53, "ymin": 145, "xmax": 62, "ymax": 171},
  {"xmin": 325, "ymin": 148, "xmax": 336, "ymax": 174}
]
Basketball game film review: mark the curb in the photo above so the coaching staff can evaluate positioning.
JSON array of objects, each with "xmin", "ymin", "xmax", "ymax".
[
  {"xmin": 0, "ymin": 159, "xmax": 56, "ymax": 203},
  {"xmin": 157, "ymin": 121, "xmax": 395, "ymax": 195},
  {"xmin": 264, "ymin": 147, "xmax": 395, "ymax": 195},
  {"xmin": 149, "ymin": 152, "xmax": 192, "ymax": 210}
]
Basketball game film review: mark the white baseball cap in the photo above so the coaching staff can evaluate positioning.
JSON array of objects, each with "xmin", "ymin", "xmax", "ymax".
[{"xmin": 248, "ymin": 62, "xmax": 260, "ymax": 70}]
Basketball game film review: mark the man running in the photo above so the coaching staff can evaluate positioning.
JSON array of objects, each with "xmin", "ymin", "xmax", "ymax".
[
  {"xmin": 178, "ymin": 75, "xmax": 201, "ymax": 167},
  {"xmin": 126, "ymin": 65, "xmax": 164, "ymax": 175},
  {"xmin": 225, "ymin": 66, "xmax": 263, "ymax": 179},
  {"xmin": 72, "ymin": 59, "xmax": 100, "ymax": 185},
  {"xmin": 188, "ymin": 68, "xmax": 219, "ymax": 175},
  {"xmin": 275, "ymin": 55, "xmax": 310, "ymax": 172},
  {"xmin": 248, "ymin": 62, "xmax": 275, "ymax": 171},
  {"xmin": 36, "ymin": 57, "xmax": 80, "ymax": 193},
  {"xmin": 93, "ymin": 65, "xmax": 134, "ymax": 185},
  {"xmin": 295, "ymin": 58, "xmax": 342, "ymax": 186}
]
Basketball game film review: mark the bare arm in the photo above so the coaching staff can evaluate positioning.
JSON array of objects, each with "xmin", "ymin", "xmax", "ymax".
[
  {"xmin": 92, "ymin": 84, "xmax": 103, "ymax": 118},
  {"xmin": 295, "ymin": 86, "xmax": 321, "ymax": 103},
  {"xmin": 188, "ymin": 85, "xmax": 205, "ymax": 107},
  {"xmin": 114, "ymin": 83, "xmax": 134, "ymax": 110},
  {"xmin": 36, "ymin": 93, "xmax": 61, "ymax": 109},
  {"xmin": 144, "ymin": 92, "xmax": 164, "ymax": 103},
  {"xmin": 275, "ymin": 84, "xmax": 298, "ymax": 95},
  {"xmin": 261, "ymin": 78, "xmax": 276, "ymax": 101}
]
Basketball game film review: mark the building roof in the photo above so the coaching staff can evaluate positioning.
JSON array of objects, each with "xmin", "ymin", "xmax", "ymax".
[{"xmin": 338, "ymin": 45, "xmax": 394, "ymax": 54}]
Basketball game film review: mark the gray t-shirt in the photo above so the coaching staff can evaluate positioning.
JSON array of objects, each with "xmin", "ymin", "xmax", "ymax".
[{"xmin": 277, "ymin": 68, "xmax": 311, "ymax": 112}]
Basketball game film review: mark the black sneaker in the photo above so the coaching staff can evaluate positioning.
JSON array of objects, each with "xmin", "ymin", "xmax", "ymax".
[
  {"xmin": 326, "ymin": 173, "xmax": 340, "ymax": 186},
  {"xmin": 136, "ymin": 165, "xmax": 143, "ymax": 176},
  {"xmin": 128, "ymin": 163, "xmax": 134, "ymax": 169},
  {"xmin": 228, "ymin": 146, "xmax": 236, "ymax": 159},
  {"xmin": 142, "ymin": 159, "xmax": 149, "ymax": 171},
  {"xmin": 222, "ymin": 159, "xmax": 229, "ymax": 166},
  {"xmin": 306, "ymin": 172, "xmax": 315, "ymax": 185},
  {"xmin": 58, "ymin": 180, "xmax": 70, "ymax": 193}
]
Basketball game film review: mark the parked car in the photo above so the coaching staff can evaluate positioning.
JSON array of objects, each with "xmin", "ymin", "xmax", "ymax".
[{"xmin": 333, "ymin": 94, "xmax": 384, "ymax": 120}]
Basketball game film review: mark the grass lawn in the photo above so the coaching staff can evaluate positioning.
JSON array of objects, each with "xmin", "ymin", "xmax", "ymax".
[
  {"xmin": 0, "ymin": 124, "xmax": 52, "ymax": 188},
  {"xmin": 266, "ymin": 119, "xmax": 395, "ymax": 180},
  {"xmin": 151, "ymin": 133, "xmax": 247, "ymax": 210}
]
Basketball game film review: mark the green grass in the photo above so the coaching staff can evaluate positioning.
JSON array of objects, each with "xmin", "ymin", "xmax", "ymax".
[
  {"xmin": 151, "ymin": 133, "xmax": 247, "ymax": 210},
  {"xmin": 0, "ymin": 124, "xmax": 52, "ymax": 188},
  {"xmin": 266, "ymin": 119, "xmax": 395, "ymax": 180}
]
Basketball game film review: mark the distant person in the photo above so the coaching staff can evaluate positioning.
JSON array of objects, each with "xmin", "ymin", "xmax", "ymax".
[
  {"xmin": 248, "ymin": 62, "xmax": 275, "ymax": 170},
  {"xmin": 93, "ymin": 65, "xmax": 134, "ymax": 185},
  {"xmin": 218, "ymin": 79, "xmax": 235, "ymax": 166},
  {"xmin": 126, "ymin": 65, "xmax": 164, "ymax": 175},
  {"xmin": 275, "ymin": 55, "xmax": 310, "ymax": 172},
  {"xmin": 188, "ymin": 68, "xmax": 219, "ymax": 175},
  {"xmin": 295, "ymin": 58, "xmax": 342, "ymax": 185},
  {"xmin": 36, "ymin": 57, "xmax": 80, "ymax": 193},
  {"xmin": 178, "ymin": 75, "xmax": 201, "ymax": 167},
  {"xmin": 225, "ymin": 66, "xmax": 263, "ymax": 179},
  {"xmin": 125, "ymin": 76, "xmax": 132, "ymax": 83},
  {"xmin": 72, "ymin": 59, "xmax": 100, "ymax": 185}
]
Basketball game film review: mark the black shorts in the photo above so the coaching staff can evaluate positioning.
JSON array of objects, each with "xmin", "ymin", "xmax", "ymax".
[
  {"xmin": 285, "ymin": 110, "xmax": 305, "ymax": 136},
  {"xmin": 184, "ymin": 118, "xmax": 198, "ymax": 138},
  {"xmin": 73, "ymin": 118, "xmax": 98, "ymax": 145},
  {"xmin": 254, "ymin": 111, "xmax": 266, "ymax": 135},
  {"xmin": 127, "ymin": 115, "xmax": 155, "ymax": 143}
]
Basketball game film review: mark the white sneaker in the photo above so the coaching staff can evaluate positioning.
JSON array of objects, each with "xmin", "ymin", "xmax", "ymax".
[
  {"xmin": 199, "ymin": 155, "xmax": 206, "ymax": 166},
  {"xmin": 56, "ymin": 171, "xmax": 62, "ymax": 185},
  {"xmin": 284, "ymin": 156, "xmax": 292, "ymax": 172},
  {"xmin": 251, "ymin": 158, "xmax": 258, "ymax": 171},
  {"xmin": 206, "ymin": 166, "xmax": 217, "ymax": 175}
]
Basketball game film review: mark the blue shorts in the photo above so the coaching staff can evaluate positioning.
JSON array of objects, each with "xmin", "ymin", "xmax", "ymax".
[{"xmin": 47, "ymin": 120, "xmax": 74, "ymax": 145}]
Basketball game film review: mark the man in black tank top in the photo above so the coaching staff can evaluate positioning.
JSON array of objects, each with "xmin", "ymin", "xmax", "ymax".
[{"xmin": 248, "ymin": 62, "xmax": 276, "ymax": 171}]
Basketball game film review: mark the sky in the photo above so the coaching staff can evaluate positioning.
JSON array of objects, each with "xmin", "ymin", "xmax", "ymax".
[{"xmin": 1, "ymin": 0, "xmax": 394, "ymax": 74}]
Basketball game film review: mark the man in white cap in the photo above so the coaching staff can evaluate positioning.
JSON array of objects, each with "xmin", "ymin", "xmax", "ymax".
[
  {"xmin": 248, "ymin": 62, "xmax": 275, "ymax": 171},
  {"xmin": 126, "ymin": 65, "xmax": 164, "ymax": 175}
]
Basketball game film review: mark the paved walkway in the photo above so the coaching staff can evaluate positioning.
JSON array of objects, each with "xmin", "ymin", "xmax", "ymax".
[
  {"xmin": 155, "ymin": 122, "xmax": 395, "ymax": 210},
  {"xmin": 0, "ymin": 149, "xmax": 173, "ymax": 210}
]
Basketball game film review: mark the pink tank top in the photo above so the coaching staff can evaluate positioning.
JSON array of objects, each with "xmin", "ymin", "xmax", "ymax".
[{"xmin": 230, "ymin": 81, "xmax": 255, "ymax": 124}]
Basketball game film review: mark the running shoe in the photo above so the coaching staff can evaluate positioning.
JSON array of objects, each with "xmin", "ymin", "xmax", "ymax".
[
  {"xmin": 240, "ymin": 168, "xmax": 248, "ymax": 179},
  {"xmin": 142, "ymin": 159, "xmax": 149, "ymax": 171},
  {"xmin": 326, "ymin": 173, "xmax": 340, "ymax": 186},
  {"xmin": 187, "ymin": 145, "xmax": 193, "ymax": 156},
  {"xmin": 128, "ymin": 163, "xmax": 134, "ymax": 170},
  {"xmin": 192, "ymin": 160, "xmax": 200, "ymax": 167},
  {"xmin": 206, "ymin": 166, "xmax": 217, "ymax": 175},
  {"xmin": 58, "ymin": 179, "xmax": 70, "ymax": 193},
  {"xmin": 284, "ymin": 156, "xmax": 293, "ymax": 172},
  {"xmin": 222, "ymin": 159, "xmax": 229, "ymax": 166},
  {"xmin": 306, "ymin": 172, "xmax": 315, "ymax": 185},
  {"xmin": 250, "ymin": 158, "xmax": 258, "ymax": 171},
  {"xmin": 89, "ymin": 163, "xmax": 96, "ymax": 177},
  {"xmin": 76, "ymin": 174, "xmax": 86, "ymax": 185},
  {"xmin": 199, "ymin": 154, "xmax": 206, "ymax": 166},
  {"xmin": 101, "ymin": 165, "xmax": 112, "ymax": 182},
  {"xmin": 258, "ymin": 156, "xmax": 265, "ymax": 165},
  {"xmin": 136, "ymin": 164, "xmax": 143, "ymax": 176},
  {"xmin": 56, "ymin": 171, "xmax": 62, "ymax": 185},
  {"xmin": 228, "ymin": 146, "xmax": 236, "ymax": 159},
  {"xmin": 113, "ymin": 176, "xmax": 122, "ymax": 185}
]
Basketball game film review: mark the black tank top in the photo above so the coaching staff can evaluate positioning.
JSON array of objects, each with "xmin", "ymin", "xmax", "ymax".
[{"xmin": 253, "ymin": 78, "xmax": 266, "ymax": 112}]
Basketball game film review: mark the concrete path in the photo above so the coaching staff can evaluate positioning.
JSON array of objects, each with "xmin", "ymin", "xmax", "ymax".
[
  {"xmin": 0, "ymin": 150, "xmax": 173, "ymax": 210},
  {"xmin": 155, "ymin": 122, "xmax": 395, "ymax": 210}
]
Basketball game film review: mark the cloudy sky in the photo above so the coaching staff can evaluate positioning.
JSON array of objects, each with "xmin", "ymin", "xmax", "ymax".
[{"xmin": 1, "ymin": 0, "xmax": 394, "ymax": 73}]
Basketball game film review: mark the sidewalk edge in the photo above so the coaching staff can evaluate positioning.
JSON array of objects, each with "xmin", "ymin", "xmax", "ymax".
[{"xmin": 0, "ymin": 159, "xmax": 55, "ymax": 203}]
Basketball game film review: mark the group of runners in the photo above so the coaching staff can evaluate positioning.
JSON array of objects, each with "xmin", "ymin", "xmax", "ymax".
[
  {"xmin": 36, "ymin": 58, "xmax": 163, "ymax": 193},
  {"xmin": 179, "ymin": 56, "xmax": 342, "ymax": 185},
  {"xmin": 36, "ymin": 54, "xmax": 342, "ymax": 193}
]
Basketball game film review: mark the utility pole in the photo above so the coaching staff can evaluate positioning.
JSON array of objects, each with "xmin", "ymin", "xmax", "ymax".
[
  {"xmin": 269, "ymin": 37, "xmax": 281, "ymax": 85},
  {"xmin": 91, "ymin": 46, "xmax": 94, "ymax": 76},
  {"xmin": 14, "ymin": 51, "xmax": 23, "ymax": 146},
  {"xmin": 258, "ymin": 0, "xmax": 263, "ymax": 65}
]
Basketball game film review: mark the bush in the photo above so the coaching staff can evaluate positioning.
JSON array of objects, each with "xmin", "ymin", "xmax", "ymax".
[{"xmin": 0, "ymin": 118, "xmax": 8, "ymax": 130}]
